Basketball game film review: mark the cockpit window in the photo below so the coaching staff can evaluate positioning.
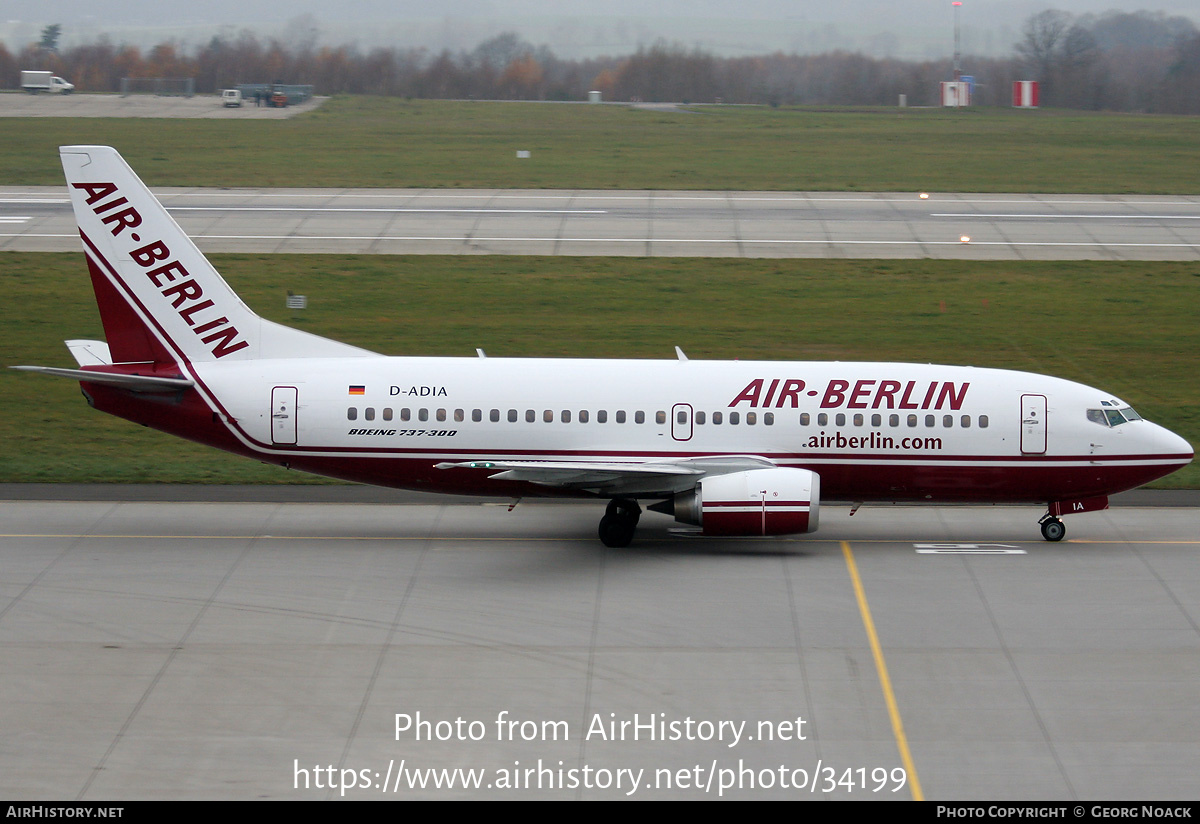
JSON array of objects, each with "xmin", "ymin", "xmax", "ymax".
[{"xmin": 1090, "ymin": 404, "xmax": 1143, "ymax": 427}]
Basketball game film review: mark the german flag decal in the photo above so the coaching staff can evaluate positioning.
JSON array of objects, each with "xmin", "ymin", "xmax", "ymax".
[{"xmin": 348, "ymin": 385, "xmax": 365, "ymax": 395}]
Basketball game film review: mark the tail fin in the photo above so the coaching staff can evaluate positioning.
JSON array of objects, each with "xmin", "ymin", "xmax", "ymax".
[{"xmin": 60, "ymin": 146, "xmax": 374, "ymax": 365}]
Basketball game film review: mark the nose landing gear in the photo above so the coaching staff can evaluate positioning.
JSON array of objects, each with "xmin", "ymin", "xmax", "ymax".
[{"xmin": 1039, "ymin": 513, "xmax": 1066, "ymax": 542}]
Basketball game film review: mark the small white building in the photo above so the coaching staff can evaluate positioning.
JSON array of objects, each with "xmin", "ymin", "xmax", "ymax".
[{"xmin": 940, "ymin": 81, "xmax": 971, "ymax": 107}]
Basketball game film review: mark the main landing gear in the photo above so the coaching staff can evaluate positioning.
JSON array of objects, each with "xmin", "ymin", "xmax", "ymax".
[
  {"xmin": 598, "ymin": 498, "xmax": 641, "ymax": 548},
  {"xmin": 1039, "ymin": 513, "xmax": 1066, "ymax": 542}
]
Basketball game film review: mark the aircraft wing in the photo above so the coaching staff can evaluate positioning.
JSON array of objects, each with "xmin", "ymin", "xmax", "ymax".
[{"xmin": 435, "ymin": 455, "xmax": 777, "ymax": 496}]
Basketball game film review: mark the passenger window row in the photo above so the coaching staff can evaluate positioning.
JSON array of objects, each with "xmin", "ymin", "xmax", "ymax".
[
  {"xmin": 799, "ymin": 412, "xmax": 989, "ymax": 428},
  {"xmin": 344, "ymin": 407, "xmax": 983, "ymax": 428},
  {"xmin": 347, "ymin": 407, "xmax": 670, "ymax": 424},
  {"xmin": 344, "ymin": 407, "xmax": 784, "ymax": 425}
]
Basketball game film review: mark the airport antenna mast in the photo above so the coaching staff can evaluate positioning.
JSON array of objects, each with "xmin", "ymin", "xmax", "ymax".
[{"xmin": 952, "ymin": 1, "xmax": 962, "ymax": 81}]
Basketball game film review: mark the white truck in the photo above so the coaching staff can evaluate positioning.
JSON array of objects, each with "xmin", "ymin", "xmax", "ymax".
[{"xmin": 21, "ymin": 71, "xmax": 74, "ymax": 94}]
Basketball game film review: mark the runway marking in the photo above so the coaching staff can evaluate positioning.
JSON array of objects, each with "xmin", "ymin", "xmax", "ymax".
[
  {"xmin": 142, "ymin": 234, "xmax": 1200, "ymax": 250},
  {"xmin": 840, "ymin": 540, "xmax": 924, "ymax": 801},
  {"xmin": 0, "ymin": 217, "xmax": 31, "ymax": 223},
  {"xmin": 934, "ymin": 213, "xmax": 1200, "ymax": 220},
  {"xmin": 3, "ymin": 533, "xmax": 1197, "ymax": 545},
  {"xmin": 147, "ymin": 192, "xmax": 1200, "ymax": 206},
  {"xmin": 168, "ymin": 207, "xmax": 608, "ymax": 215},
  {"xmin": 7, "ymin": 190, "xmax": 1199, "ymax": 207},
  {"xmin": 914, "ymin": 543, "xmax": 1026, "ymax": 554},
  {"xmin": 4, "ymin": 233, "xmax": 1200, "ymax": 253},
  {"xmin": 0, "ymin": 533, "xmax": 589, "ymax": 542},
  {"xmin": 1066, "ymin": 539, "xmax": 1200, "ymax": 544}
]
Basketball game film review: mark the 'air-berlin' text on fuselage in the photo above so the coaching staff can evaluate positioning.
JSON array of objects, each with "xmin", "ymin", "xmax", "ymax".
[
  {"xmin": 71, "ymin": 181, "xmax": 249, "ymax": 359},
  {"xmin": 729, "ymin": 378, "xmax": 970, "ymax": 410}
]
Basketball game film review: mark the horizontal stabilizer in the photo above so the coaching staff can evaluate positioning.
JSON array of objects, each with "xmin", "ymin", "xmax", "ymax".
[{"xmin": 10, "ymin": 365, "xmax": 193, "ymax": 392}]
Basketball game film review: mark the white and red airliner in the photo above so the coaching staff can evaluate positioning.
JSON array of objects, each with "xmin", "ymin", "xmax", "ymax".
[{"xmin": 15, "ymin": 146, "xmax": 1194, "ymax": 546}]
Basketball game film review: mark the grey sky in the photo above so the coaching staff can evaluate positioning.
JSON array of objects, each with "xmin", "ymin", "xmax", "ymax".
[{"xmin": 3, "ymin": 1, "xmax": 1197, "ymax": 59}]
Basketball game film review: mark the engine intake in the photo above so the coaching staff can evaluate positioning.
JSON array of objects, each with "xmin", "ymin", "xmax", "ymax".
[{"xmin": 669, "ymin": 467, "xmax": 820, "ymax": 536}]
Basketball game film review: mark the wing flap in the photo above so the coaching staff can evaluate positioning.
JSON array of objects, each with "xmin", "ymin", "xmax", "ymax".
[{"xmin": 435, "ymin": 455, "xmax": 778, "ymax": 496}]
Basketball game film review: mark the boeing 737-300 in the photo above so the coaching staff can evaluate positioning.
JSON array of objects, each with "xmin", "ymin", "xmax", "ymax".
[{"xmin": 13, "ymin": 146, "xmax": 1194, "ymax": 546}]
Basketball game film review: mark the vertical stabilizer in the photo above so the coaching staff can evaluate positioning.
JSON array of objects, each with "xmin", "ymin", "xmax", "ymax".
[{"xmin": 60, "ymin": 146, "xmax": 375, "ymax": 365}]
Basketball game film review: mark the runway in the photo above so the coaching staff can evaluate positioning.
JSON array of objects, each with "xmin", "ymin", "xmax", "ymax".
[
  {"xmin": 2, "ymin": 497, "xmax": 1198, "ymax": 799},
  {"xmin": 3, "ymin": 187, "xmax": 1199, "ymax": 259}
]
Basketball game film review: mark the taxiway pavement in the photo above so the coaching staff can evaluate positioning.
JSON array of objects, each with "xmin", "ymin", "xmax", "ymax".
[
  {"xmin": 3, "ymin": 187, "xmax": 1198, "ymax": 260},
  {"xmin": 2, "ymin": 497, "xmax": 1198, "ymax": 799}
]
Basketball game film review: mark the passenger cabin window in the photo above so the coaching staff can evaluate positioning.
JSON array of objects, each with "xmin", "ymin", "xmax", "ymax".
[
  {"xmin": 597, "ymin": 410, "xmax": 608, "ymax": 423},
  {"xmin": 979, "ymin": 415, "xmax": 989, "ymax": 428},
  {"xmin": 347, "ymin": 407, "xmax": 357, "ymax": 421}
]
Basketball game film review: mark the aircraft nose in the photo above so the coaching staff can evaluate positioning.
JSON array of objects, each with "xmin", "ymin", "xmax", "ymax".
[{"xmin": 1149, "ymin": 422, "xmax": 1194, "ymax": 463}]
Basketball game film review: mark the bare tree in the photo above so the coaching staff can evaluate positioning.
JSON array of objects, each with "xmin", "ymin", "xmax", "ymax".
[
  {"xmin": 1015, "ymin": 10, "xmax": 1102, "ymax": 106},
  {"xmin": 5, "ymin": 22, "xmax": 1194, "ymax": 112},
  {"xmin": 1016, "ymin": 10, "xmax": 1073, "ymax": 79}
]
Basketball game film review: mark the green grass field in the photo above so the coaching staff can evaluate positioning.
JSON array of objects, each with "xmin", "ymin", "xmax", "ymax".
[
  {"xmin": 2, "ymin": 253, "xmax": 1196, "ymax": 487},
  {"xmin": 2, "ymin": 100, "xmax": 1197, "ymax": 486},
  {"xmin": 1, "ymin": 97, "xmax": 1199, "ymax": 192}
]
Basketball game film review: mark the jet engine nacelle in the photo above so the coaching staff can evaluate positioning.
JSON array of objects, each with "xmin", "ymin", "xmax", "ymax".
[{"xmin": 671, "ymin": 467, "xmax": 820, "ymax": 536}]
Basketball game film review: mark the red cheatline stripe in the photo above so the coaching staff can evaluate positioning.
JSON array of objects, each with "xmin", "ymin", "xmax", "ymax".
[{"xmin": 703, "ymin": 500, "xmax": 810, "ymax": 508}]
